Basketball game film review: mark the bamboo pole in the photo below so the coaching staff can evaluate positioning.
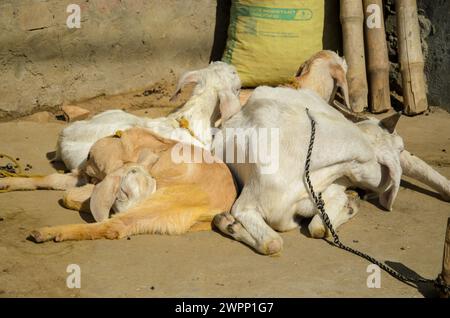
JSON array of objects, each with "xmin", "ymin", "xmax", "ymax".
[
  {"xmin": 439, "ymin": 218, "xmax": 450, "ymax": 298},
  {"xmin": 363, "ymin": 0, "xmax": 391, "ymax": 113},
  {"xmin": 340, "ymin": 0, "xmax": 368, "ymax": 113},
  {"xmin": 396, "ymin": 0, "xmax": 428, "ymax": 115}
]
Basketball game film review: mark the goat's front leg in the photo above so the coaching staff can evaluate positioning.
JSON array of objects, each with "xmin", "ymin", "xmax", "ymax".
[
  {"xmin": 213, "ymin": 212, "xmax": 258, "ymax": 248},
  {"xmin": 0, "ymin": 172, "xmax": 86, "ymax": 192},
  {"xmin": 214, "ymin": 187, "xmax": 283, "ymax": 255},
  {"xmin": 308, "ymin": 184, "xmax": 360, "ymax": 238},
  {"xmin": 62, "ymin": 184, "xmax": 95, "ymax": 213}
]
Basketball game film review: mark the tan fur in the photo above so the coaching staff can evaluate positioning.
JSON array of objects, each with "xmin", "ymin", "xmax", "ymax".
[
  {"xmin": 63, "ymin": 184, "xmax": 95, "ymax": 213},
  {"xmin": 32, "ymin": 185, "xmax": 226, "ymax": 242},
  {"xmin": 285, "ymin": 50, "xmax": 350, "ymax": 108},
  {"xmin": 0, "ymin": 128, "xmax": 237, "ymax": 242}
]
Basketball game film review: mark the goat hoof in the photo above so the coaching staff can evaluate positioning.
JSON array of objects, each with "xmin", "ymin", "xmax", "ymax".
[
  {"xmin": 346, "ymin": 196, "xmax": 360, "ymax": 216},
  {"xmin": 0, "ymin": 180, "xmax": 10, "ymax": 191},
  {"xmin": 308, "ymin": 214, "xmax": 327, "ymax": 238},
  {"xmin": 261, "ymin": 238, "xmax": 283, "ymax": 255},
  {"xmin": 310, "ymin": 227, "xmax": 326, "ymax": 239},
  {"xmin": 441, "ymin": 192, "xmax": 450, "ymax": 202},
  {"xmin": 30, "ymin": 229, "xmax": 53, "ymax": 243},
  {"xmin": 213, "ymin": 212, "xmax": 236, "ymax": 233}
]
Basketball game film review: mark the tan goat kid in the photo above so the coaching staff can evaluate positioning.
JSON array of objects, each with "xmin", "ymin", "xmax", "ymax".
[{"xmin": 0, "ymin": 128, "xmax": 237, "ymax": 242}]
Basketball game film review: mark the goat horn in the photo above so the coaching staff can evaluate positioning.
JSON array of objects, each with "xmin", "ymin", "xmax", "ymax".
[{"xmin": 332, "ymin": 100, "xmax": 370, "ymax": 123}]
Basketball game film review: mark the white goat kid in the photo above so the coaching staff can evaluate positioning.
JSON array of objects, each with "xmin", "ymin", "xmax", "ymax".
[
  {"xmin": 213, "ymin": 86, "xmax": 450, "ymax": 255},
  {"xmin": 56, "ymin": 61, "xmax": 241, "ymax": 172}
]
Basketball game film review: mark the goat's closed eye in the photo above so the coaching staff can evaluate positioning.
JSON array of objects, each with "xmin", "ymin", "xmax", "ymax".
[{"xmin": 116, "ymin": 187, "xmax": 129, "ymax": 201}]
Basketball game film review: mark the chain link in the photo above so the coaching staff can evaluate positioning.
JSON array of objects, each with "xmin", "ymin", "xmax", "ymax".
[{"xmin": 304, "ymin": 108, "xmax": 449, "ymax": 295}]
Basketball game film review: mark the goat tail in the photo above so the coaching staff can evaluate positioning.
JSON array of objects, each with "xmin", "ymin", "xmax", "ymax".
[{"xmin": 400, "ymin": 150, "xmax": 450, "ymax": 201}]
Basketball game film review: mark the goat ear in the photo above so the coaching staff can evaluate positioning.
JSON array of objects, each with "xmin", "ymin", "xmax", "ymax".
[
  {"xmin": 330, "ymin": 64, "xmax": 350, "ymax": 109},
  {"xmin": 214, "ymin": 90, "xmax": 242, "ymax": 128},
  {"xmin": 379, "ymin": 112, "xmax": 401, "ymax": 134},
  {"xmin": 90, "ymin": 175, "xmax": 121, "ymax": 222},
  {"xmin": 170, "ymin": 70, "xmax": 204, "ymax": 102},
  {"xmin": 377, "ymin": 151, "xmax": 402, "ymax": 211},
  {"xmin": 295, "ymin": 60, "xmax": 308, "ymax": 77}
]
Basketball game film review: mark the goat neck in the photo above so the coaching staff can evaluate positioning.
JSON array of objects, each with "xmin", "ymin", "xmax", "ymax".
[{"xmin": 168, "ymin": 88, "xmax": 219, "ymax": 148}]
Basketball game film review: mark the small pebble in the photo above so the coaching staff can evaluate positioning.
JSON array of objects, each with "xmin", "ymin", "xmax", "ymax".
[
  {"xmin": 150, "ymin": 286, "xmax": 155, "ymax": 290},
  {"xmin": 127, "ymin": 237, "xmax": 131, "ymax": 240},
  {"xmin": 442, "ymin": 149, "xmax": 447, "ymax": 153},
  {"xmin": 352, "ymin": 240, "xmax": 359, "ymax": 243},
  {"xmin": 16, "ymin": 158, "xmax": 20, "ymax": 161},
  {"xmin": 400, "ymin": 247, "xmax": 406, "ymax": 250},
  {"xmin": 0, "ymin": 217, "xmax": 4, "ymax": 221}
]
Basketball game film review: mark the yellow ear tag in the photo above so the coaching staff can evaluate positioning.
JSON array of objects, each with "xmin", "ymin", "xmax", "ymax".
[
  {"xmin": 283, "ymin": 76, "xmax": 300, "ymax": 89},
  {"xmin": 113, "ymin": 130, "xmax": 123, "ymax": 138},
  {"xmin": 177, "ymin": 117, "xmax": 190, "ymax": 129}
]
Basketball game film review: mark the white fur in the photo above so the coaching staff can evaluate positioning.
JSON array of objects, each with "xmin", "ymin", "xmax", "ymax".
[
  {"xmin": 56, "ymin": 62, "xmax": 241, "ymax": 171},
  {"xmin": 213, "ymin": 86, "xmax": 450, "ymax": 255}
]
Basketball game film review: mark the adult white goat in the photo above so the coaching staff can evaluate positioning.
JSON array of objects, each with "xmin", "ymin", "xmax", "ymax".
[
  {"xmin": 56, "ymin": 61, "xmax": 241, "ymax": 172},
  {"xmin": 212, "ymin": 86, "xmax": 450, "ymax": 255}
]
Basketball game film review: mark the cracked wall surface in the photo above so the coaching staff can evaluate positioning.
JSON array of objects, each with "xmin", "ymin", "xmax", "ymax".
[
  {"xmin": 1, "ymin": 0, "xmax": 448, "ymax": 119},
  {"xmin": 0, "ymin": 0, "xmax": 216, "ymax": 119}
]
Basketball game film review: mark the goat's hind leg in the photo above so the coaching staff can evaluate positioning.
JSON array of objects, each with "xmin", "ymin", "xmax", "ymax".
[
  {"xmin": 31, "ymin": 194, "xmax": 217, "ymax": 242},
  {"xmin": 0, "ymin": 171, "xmax": 86, "ymax": 192}
]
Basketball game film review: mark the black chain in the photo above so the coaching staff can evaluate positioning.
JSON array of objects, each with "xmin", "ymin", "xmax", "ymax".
[{"xmin": 304, "ymin": 108, "xmax": 449, "ymax": 295}]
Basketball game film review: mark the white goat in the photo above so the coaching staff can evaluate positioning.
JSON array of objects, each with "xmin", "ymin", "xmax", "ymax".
[
  {"xmin": 56, "ymin": 61, "xmax": 241, "ymax": 172},
  {"xmin": 212, "ymin": 86, "xmax": 450, "ymax": 255}
]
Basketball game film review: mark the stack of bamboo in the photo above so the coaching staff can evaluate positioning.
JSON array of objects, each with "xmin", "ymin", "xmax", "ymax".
[{"xmin": 340, "ymin": 0, "xmax": 428, "ymax": 115}]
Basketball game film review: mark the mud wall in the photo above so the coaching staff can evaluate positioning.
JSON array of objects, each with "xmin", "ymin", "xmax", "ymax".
[
  {"xmin": 1, "ymin": 0, "xmax": 447, "ymax": 119},
  {"xmin": 0, "ymin": 0, "xmax": 216, "ymax": 120}
]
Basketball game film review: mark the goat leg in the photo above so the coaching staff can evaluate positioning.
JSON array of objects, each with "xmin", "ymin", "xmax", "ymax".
[
  {"xmin": 400, "ymin": 150, "xmax": 450, "ymax": 201},
  {"xmin": 30, "ymin": 193, "xmax": 222, "ymax": 242},
  {"xmin": 62, "ymin": 184, "xmax": 95, "ymax": 213},
  {"xmin": 0, "ymin": 172, "xmax": 86, "ymax": 192}
]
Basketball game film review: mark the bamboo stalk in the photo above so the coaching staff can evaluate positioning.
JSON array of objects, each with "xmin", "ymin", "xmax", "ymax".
[
  {"xmin": 396, "ymin": 0, "xmax": 428, "ymax": 115},
  {"xmin": 363, "ymin": 0, "xmax": 391, "ymax": 113},
  {"xmin": 340, "ymin": 0, "xmax": 368, "ymax": 113},
  {"xmin": 439, "ymin": 218, "xmax": 450, "ymax": 298}
]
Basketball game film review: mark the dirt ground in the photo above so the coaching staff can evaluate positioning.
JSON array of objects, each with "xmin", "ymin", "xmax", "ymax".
[{"xmin": 0, "ymin": 99, "xmax": 449, "ymax": 298}]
